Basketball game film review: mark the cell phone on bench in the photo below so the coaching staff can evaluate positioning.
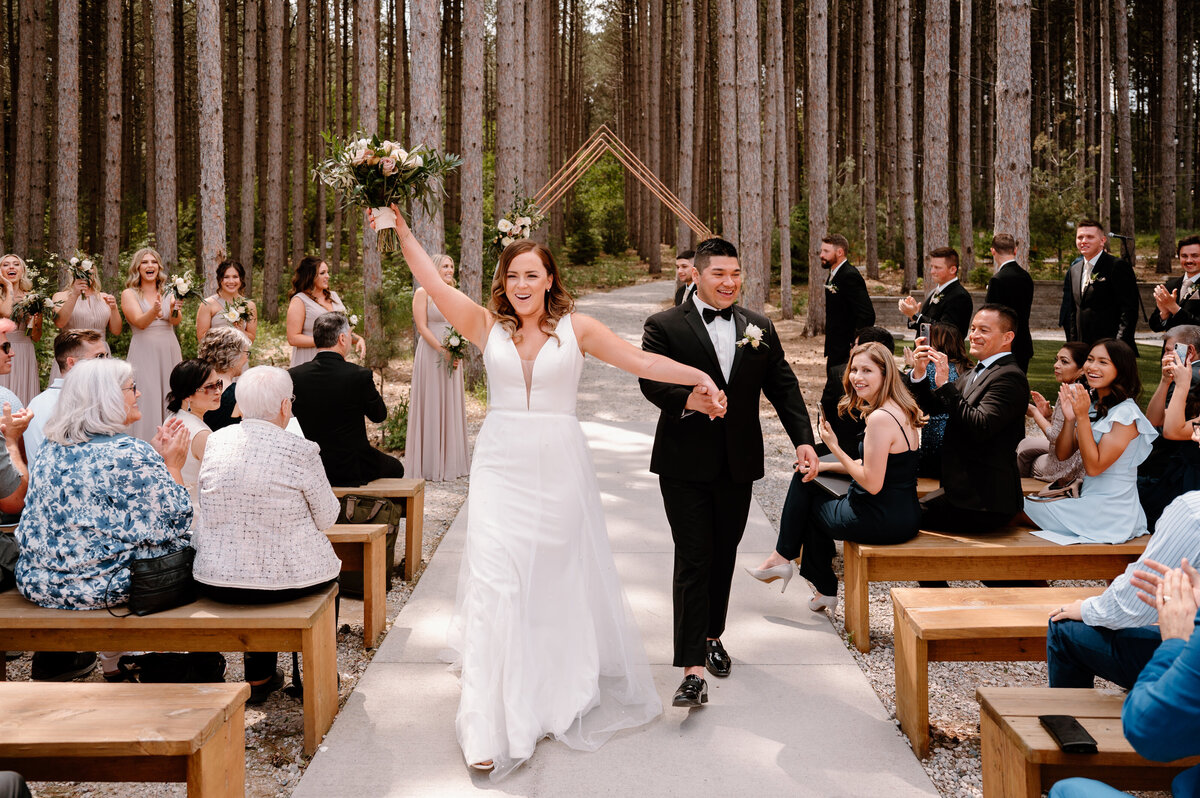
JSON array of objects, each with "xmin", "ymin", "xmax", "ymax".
[{"xmin": 1038, "ymin": 715, "xmax": 1098, "ymax": 754}]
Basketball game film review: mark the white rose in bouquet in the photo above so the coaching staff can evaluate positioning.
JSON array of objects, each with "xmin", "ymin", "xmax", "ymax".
[
  {"xmin": 501, "ymin": 236, "xmax": 514, "ymax": 247},
  {"xmin": 497, "ymin": 218, "xmax": 513, "ymax": 233},
  {"xmin": 403, "ymin": 152, "xmax": 424, "ymax": 170},
  {"xmin": 350, "ymin": 146, "xmax": 370, "ymax": 165},
  {"xmin": 517, "ymin": 216, "xmax": 532, "ymax": 229},
  {"xmin": 448, "ymin": 335, "xmax": 461, "ymax": 347},
  {"xmin": 224, "ymin": 308, "xmax": 240, "ymax": 323},
  {"xmin": 380, "ymin": 157, "xmax": 398, "ymax": 176},
  {"xmin": 349, "ymin": 314, "xmax": 359, "ymax": 327},
  {"xmin": 81, "ymin": 259, "xmax": 94, "ymax": 273},
  {"xmin": 70, "ymin": 257, "xmax": 80, "ymax": 266}
]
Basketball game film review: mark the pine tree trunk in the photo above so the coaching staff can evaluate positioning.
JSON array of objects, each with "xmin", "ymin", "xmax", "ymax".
[
  {"xmin": 861, "ymin": 0, "xmax": 878, "ymax": 278},
  {"xmin": 262, "ymin": 0, "xmax": 284, "ymax": 318},
  {"xmin": 805, "ymin": 0, "xmax": 828, "ymax": 335},
  {"xmin": 54, "ymin": 0, "xmax": 81, "ymax": 255},
  {"xmin": 395, "ymin": 0, "xmax": 407, "ymax": 139},
  {"xmin": 495, "ymin": 0, "xmax": 523, "ymax": 213},
  {"xmin": 1074, "ymin": 0, "xmax": 1086, "ymax": 178},
  {"xmin": 768, "ymin": 0, "xmax": 791, "ymax": 316},
  {"xmin": 1098, "ymin": 0, "xmax": 1111, "ymax": 230},
  {"xmin": 993, "ymin": 0, "xmax": 1031, "ymax": 267},
  {"xmin": 143, "ymin": 0, "xmax": 157, "ymax": 237},
  {"xmin": 827, "ymin": 0, "xmax": 838, "ymax": 171},
  {"xmin": 291, "ymin": 0, "xmax": 309, "ymax": 266},
  {"xmin": 1114, "ymin": 0, "xmax": 1135, "ymax": 260},
  {"xmin": 645, "ymin": 0, "xmax": 663, "ymax": 273},
  {"xmin": 896, "ymin": 0, "xmax": 917, "ymax": 290},
  {"xmin": 883, "ymin": 0, "xmax": 897, "ymax": 233},
  {"xmin": 314, "ymin": 0, "xmax": 327, "ymax": 260},
  {"xmin": 410, "ymin": 0, "xmax": 443, "ymax": 254},
  {"xmin": 26, "ymin": 0, "xmax": 48, "ymax": 255},
  {"xmin": 1158, "ymin": 0, "xmax": 1177, "ymax": 274},
  {"xmin": 153, "ymin": 0, "xmax": 178, "ymax": 266},
  {"xmin": 956, "ymin": 0, "xmax": 973, "ymax": 273},
  {"xmin": 921, "ymin": 0, "xmax": 949, "ymax": 253},
  {"xmin": 239, "ymin": 0, "xmax": 258, "ymax": 293},
  {"xmin": 461, "ymin": 0, "xmax": 485, "ymax": 385},
  {"xmin": 331, "ymin": 0, "xmax": 344, "ymax": 270},
  {"xmin": 735, "ymin": 0, "xmax": 763, "ymax": 309},
  {"xmin": 197, "ymin": 0, "xmax": 226, "ymax": 293},
  {"xmin": 103, "ymin": 0, "xmax": 123, "ymax": 279},
  {"xmin": 761, "ymin": 5, "xmax": 777, "ymax": 276},
  {"xmin": 692, "ymin": 0, "xmax": 709, "ymax": 235},
  {"xmin": 224, "ymin": 0, "xmax": 240, "ymax": 261},
  {"xmin": 716, "ymin": 0, "xmax": 738, "ymax": 243},
  {"xmin": 355, "ymin": 0, "xmax": 383, "ymax": 365}
]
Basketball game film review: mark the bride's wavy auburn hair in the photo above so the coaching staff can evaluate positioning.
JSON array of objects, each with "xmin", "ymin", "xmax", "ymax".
[
  {"xmin": 838, "ymin": 341, "xmax": 927, "ymax": 428},
  {"xmin": 489, "ymin": 239, "xmax": 575, "ymax": 344}
]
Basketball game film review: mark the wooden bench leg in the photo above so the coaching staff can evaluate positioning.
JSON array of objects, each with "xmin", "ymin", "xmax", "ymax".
[
  {"xmin": 404, "ymin": 489, "xmax": 423, "ymax": 581},
  {"xmin": 301, "ymin": 595, "xmax": 340, "ymax": 756},
  {"xmin": 893, "ymin": 605, "xmax": 930, "ymax": 758},
  {"xmin": 363, "ymin": 532, "xmax": 386, "ymax": 648},
  {"xmin": 843, "ymin": 544, "xmax": 871, "ymax": 652},
  {"xmin": 186, "ymin": 703, "xmax": 245, "ymax": 797},
  {"xmin": 981, "ymin": 706, "xmax": 1040, "ymax": 798}
]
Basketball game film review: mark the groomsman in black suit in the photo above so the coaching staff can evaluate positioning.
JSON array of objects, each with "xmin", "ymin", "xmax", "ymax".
[
  {"xmin": 899, "ymin": 247, "xmax": 973, "ymax": 339},
  {"xmin": 1060, "ymin": 219, "xmax": 1139, "ymax": 349},
  {"xmin": 819, "ymin": 233, "xmax": 875, "ymax": 449},
  {"xmin": 985, "ymin": 233, "xmax": 1035, "ymax": 371},
  {"xmin": 673, "ymin": 249, "xmax": 696, "ymax": 306},
  {"xmin": 641, "ymin": 237, "xmax": 817, "ymax": 708},
  {"xmin": 1149, "ymin": 235, "xmax": 1200, "ymax": 332}
]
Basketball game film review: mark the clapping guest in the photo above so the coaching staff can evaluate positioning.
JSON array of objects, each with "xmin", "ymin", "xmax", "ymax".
[
  {"xmin": 286, "ymin": 256, "xmax": 364, "ymax": 367},
  {"xmin": 196, "ymin": 327, "xmax": 252, "ymax": 432},
  {"xmin": 165, "ymin": 359, "xmax": 224, "ymax": 506},
  {"xmin": 747, "ymin": 343, "xmax": 924, "ymax": 612},
  {"xmin": 49, "ymin": 258, "xmax": 122, "ymax": 383},
  {"xmin": 0, "ymin": 319, "xmax": 26, "ymax": 414},
  {"xmin": 192, "ymin": 366, "xmax": 341, "ymax": 704},
  {"xmin": 898, "ymin": 247, "xmax": 973, "ymax": 339},
  {"xmin": 121, "ymin": 248, "xmax": 183, "ymax": 442},
  {"xmin": 0, "ymin": 254, "xmax": 42, "ymax": 403},
  {"xmin": 196, "ymin": 260, "xmax": 257, "ymax": 343},
  {"xmin": 1139, "ymin": 328, "xmax": 1200, "ymax": 530},
  {"xmin": 24, "ymin": 329, "xmax": 109, "ymax": 467},
  {"xmin": 1023, "ymin": 340, "xmax": 1158, "ymax": 544},
  {"xmin": 1017, "ymin": 342, "xmax": 1089, "ymax": 484},
  {"xmin": 916, "ymin": 322, "xmax": 972, "ymax": 478},
  {"xmin": 1148, "ymin": 235, "xmax": 1200, "ymax": 332},
  {"xmin": 405, "ymin": 254, "xmax": 470, "ymax": 481}
]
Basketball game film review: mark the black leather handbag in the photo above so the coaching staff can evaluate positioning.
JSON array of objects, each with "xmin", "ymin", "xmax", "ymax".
[{"xmin": 106, "ymin": 546, "xmax": 198, "ymax": 617}]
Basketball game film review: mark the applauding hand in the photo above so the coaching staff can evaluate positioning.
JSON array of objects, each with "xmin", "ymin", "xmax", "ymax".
[
  {"xmin": 0, "ymin": 404, "xmax": 33, "ymax": 441},
  {"xmin": 151, "ymin": 417, "xmax": 191, "ymax": 473}
]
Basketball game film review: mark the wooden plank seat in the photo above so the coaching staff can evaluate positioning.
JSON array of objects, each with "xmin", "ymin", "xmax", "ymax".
[
  {"xmin": 0, "ymin": 682, "xmax": 250, "ymax": 797},
  {"xmin": 892, "ymin": 586, "xmax": 1105, "ymax": 757},
  {"xmin": 332, "ymin": 478, "xmax": 425, "ymax": 580},
  {"xmin": 976, "ymin": 687, "xmax": 1200, "ymax": 797},
  {"xmin": 326, "ymin": 523, "xmax": 389, "ymax": 648},
  {"xmin": 915, "ymin": 477, "xmax": 1047, "ymax": 500},
  {"xmin": 0, "ymin": 586, "xmax": 338, "ymax": 755},
  {"xmin": 842, "ymin": 526, "xmax": 1148, "ymax": 653}
]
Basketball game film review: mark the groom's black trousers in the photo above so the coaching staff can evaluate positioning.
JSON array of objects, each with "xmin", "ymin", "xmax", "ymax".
[{"xmin": 659, "ymin": 475, "xmax": 754, "ymax": 668}]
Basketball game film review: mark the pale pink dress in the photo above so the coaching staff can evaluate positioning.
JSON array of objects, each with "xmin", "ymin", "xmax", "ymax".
[
  {"xmin": 127, "ymin": 294, "xmax": 183, "ymax": 442},
  {"xmin": 289, "ymin": 291, "xmax": 345, "ymax": 367},
  {"xmin": 48, "ymin": 292, "xmax": 113, "ymax": 382},
  {"xmin": 0, "ymin": 315, "xmax": 39, "ymax": 403},
  {"xmin": 403, "ymin": 296, "xmax": 470, "ymax": 481}
]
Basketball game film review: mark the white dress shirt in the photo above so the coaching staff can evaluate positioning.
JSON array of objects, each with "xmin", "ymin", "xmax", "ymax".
[
  {"xmin": 23, "ymin": 379, "xmax": 63, "ymax": 468},
  {"xmin": 692, "ymin": 293, "xmax": 735, "ymax": 382}
]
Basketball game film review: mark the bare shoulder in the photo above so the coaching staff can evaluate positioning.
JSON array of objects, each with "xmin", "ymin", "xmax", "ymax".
[{"xmin": 413, "ymin": 286, "xmax": 428, "ymax": 300}]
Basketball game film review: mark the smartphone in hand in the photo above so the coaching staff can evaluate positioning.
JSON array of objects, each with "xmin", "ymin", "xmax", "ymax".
[
  {"xmin": 1175, "ymin": 342, "xmax": 1189, "ymax": 366},
  {"xmin": 919, "ymin": 322, "xmax": 932, "ymax": 345}
]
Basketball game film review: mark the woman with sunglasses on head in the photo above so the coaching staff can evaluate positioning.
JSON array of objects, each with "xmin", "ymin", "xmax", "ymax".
[{"xmin": 164, "ymin": 359, "xmax": 224, "ymax": 509}]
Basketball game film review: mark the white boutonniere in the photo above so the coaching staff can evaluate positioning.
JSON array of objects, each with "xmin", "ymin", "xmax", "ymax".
[
  {"xmin": 824, "ymin": 281, "xmax": 838, "ymax": 293},
  {"xmin": 1182, "ymin": 282, "xmax": 1196, "ymax": 300},
  {"xmin": 1086, "ymin": 272, "xmax": 1105, "ymax": 287},
  {"xmin": 930, "ymin": 293, "xmax": 942, "ymax": 305},
  {"xmin": 737, "ymin": 323, "xmax": 766, "ymax": 350}
]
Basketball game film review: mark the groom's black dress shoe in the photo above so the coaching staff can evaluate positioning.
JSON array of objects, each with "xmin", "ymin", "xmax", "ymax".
[
  {"xmin": 706, "ymin": 639, "xmax": 732, "ymax": 678},
  {"xmin": 672, "ymin": 675, "xmax": 708, "ymax": 707}
]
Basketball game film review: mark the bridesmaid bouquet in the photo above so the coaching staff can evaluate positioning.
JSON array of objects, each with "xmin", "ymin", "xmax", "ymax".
[
  {"xmin": 313, "ymin": 131, "xmax": 463, "ymax": 252},
  {"xmin": 219, "ymin": 295, "xmax": 255, "ymax": 326},
  {"xmin": 10, "ymin": 294, "xmax": 57, "ymax": 326},
  {"xmin": 68, "ymin": 256, "xmax": 98, "ymax": 283},
  {"xmin": 441, "ymin": 327, "xmax": 468, "ymax": 372},
  {"xmin": 11, "ymin": 254, "xmax": 68, "ymax": 325},
  {"xmin": 166, "ymin": 273, "xmax": 198, "ymax": 304}
]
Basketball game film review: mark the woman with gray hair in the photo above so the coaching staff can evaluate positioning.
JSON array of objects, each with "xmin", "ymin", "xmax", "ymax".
[
  {"xmin": 192, "ymin": 365, "xmax": 341, "ymax": 703},
  {"xmin": 197, "ymin": 326, "xmax": 251, "ymax": 431}
]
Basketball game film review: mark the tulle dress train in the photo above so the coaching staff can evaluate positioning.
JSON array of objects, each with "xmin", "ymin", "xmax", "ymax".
[{"xmin": 444, "ymin": 315, "xmax": 661, "ymax": 779}]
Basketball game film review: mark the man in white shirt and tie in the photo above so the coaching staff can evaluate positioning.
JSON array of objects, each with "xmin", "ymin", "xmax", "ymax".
[
  {"xmin": 1060, "ymin": 219, "xmax": 1139, "ymax": 348},
  {"xmin": 1150, "ymin": 235, "xmax": 1200, "ymax": 333}
]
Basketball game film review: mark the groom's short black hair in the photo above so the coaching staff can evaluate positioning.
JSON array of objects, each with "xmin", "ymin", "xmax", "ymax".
[{"xmin": 694, "ymin": 238, "xmax": 739, "ymax": 273}]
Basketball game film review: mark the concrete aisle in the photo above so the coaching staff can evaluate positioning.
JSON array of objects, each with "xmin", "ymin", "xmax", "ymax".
[{"xmin": 294, "ymin": 282, "xmax": 938, "ymax": 797}]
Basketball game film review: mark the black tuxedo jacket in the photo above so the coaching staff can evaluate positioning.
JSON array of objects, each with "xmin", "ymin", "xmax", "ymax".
[
  {"xmin": 907, "ymin": 280, "xmax": 973, "ymax": 339},
  {"xmin": 1148, "ymin": 274, "xmax": 1200, "ymax": 332},
  {"xmin": 1061, "ymin": 251, "xmax": 1139, "ymax": 348},
  {"xmin": 911, "ymin": 353, "xmax": 1028, "ymax": 515},
  {"xmin": 824, "ymin": 261, "xmax": 876, "ymax": 364},
  {"xmin": 986, "ymin": 261, "xmax": 1035, "ymax": 368},
  {"xmin": 289, "ymin": 351, "xmax": 389, "ymax": 485},
  {"xmin": 673, "ymin": 282, "xmax": 696, "ymax": 307},
  {"xmin": 640, "ymin": 301, "xmax": 814, "ymax": 483}
]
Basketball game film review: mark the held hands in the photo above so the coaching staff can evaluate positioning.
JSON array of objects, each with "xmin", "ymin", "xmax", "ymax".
[
  {"xmin": 688, "ymin": 380, "xmax": 727, "ymax": 419},
  {"xmin": 151, "ymin": 417, "xmax": 190, "ymax": 471},
  {"xmin": 898, "ymin": 296, "xmax": 920, "ymax": 319},
  {"xmin": 0, "ymin": 403, "xmax": 33, "ymax": 440},
  {"xmin": 1154, "ymin": 284, "xmax": 1182, "ymax": 317},
  {"xmin": 1162, "ymin": 350, "xmax": 1180, "ymax": 383}
]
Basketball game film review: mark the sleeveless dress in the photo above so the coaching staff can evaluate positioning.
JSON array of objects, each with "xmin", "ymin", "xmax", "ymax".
[
  {"xmin": 48, "ymin": 292, "xmax": 113, "ymax": 382},
  {"xmin": 127, "ymin": 294, "xmax": 183, "ymax": 442},
  {"xmin": 444, "ymin": 315, "xmax": 661, "ymax": 778},
  {"xmin": 206, "ymin": 295, "xmax": 251, "ymax": 333},
  {"xmin": 166, "ymin": 409, "xmax": 211, "ymax": 511},
  {"xmin": 0, "ymin": 314, "xmax": 39, "ymax": 403},
  {"xmin": 289, "ymin": 291, "xmax": 346, "ymax": 367},
  {"xmin": 1025, "ymin": 398, "xmax": 1158, "ymax": 545},
  {"xmin": 403, "ymin": 296, "xmax": 470, "ymax": 481}
]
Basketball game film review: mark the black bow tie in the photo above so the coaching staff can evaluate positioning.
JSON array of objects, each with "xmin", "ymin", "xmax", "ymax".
[{"xmin": 702, "ymin": 306, "xmax": 733, "ymax": 324}]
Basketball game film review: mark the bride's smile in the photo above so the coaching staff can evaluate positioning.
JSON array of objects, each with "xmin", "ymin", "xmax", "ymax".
[{"xmin": 505, "ymin": 252, "xmax": 553, "ymax": 318}]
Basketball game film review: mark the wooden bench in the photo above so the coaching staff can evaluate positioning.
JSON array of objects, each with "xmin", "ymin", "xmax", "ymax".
[
  {"xmin": 892, "ymin": 586, "xmax": 1105, "ymax": 757},
  {"xmin": 0, "ymin": 682, "xmax": 249, "ymax": 797},
  {"xmin": 0, "ymin": 586, "xmax": 338, "ymax": 756},
  {"xmin": 326, "ymin": 522, "xmax": 388, "ymax": 648},
  {"xmin": 843, "ymin": 527, "xmax": 1148, "ymax": 653},
  {"xmin": 977, "ymin": 687, "xmax": 1200, "ymax": 797},
  {"xmin": 915, "ymin": 477, "xmax": 1046, "ymax": 500},
  {"xmin": 332, "ymin": 478, "xmax": 425, "ymax": 580}
]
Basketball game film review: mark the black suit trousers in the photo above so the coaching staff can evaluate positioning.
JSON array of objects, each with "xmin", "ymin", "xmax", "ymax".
[{"xmin": 659, "ymin": 475, "xmax": 753, "ymax": 668}]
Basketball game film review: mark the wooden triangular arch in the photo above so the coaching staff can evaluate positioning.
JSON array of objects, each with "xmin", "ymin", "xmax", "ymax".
[{"xmin": 529, "ymin": 124, "xmax": 715, "ymax": 241}]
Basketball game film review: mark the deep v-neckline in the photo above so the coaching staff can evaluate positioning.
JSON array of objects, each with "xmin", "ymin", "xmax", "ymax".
[{"xmin": 511, "ymin": 333, "xmax": 552, "ymax": 409}]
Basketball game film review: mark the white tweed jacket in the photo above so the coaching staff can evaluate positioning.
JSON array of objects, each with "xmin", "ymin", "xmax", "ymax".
[{"xmin": 192, "ymin": 418, "xmax": 342, "ymax": 589}]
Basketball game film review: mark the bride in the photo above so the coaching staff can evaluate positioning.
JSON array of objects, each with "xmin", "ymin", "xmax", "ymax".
[{"xmin": 382, "ymin": 208, "xmax": 727, "ymax": 777}]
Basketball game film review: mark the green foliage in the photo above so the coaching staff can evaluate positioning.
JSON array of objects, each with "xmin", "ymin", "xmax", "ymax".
[
  {"xmin": 564, "ymin": 203, "xmax": 600, "ymax": 267},
  {"xmin": 968, "ymin": 265, "xmax": 992, "ymax": 288},
  {"xmin": 380, "ymin": 394, "xmax": 409, "ymax": 452},
  {"xmin": 573, "ymin": 154, "xmax": 628, "ymax": 255},
  {"xmin": 1030, "ymin": 124, "xmax": 1095, "ymax": 270}
]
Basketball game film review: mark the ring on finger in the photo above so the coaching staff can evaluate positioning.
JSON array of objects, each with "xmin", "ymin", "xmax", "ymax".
[{"xmin": 1164, "ymin": 595, "xmax": 1172, "ymax": 602}]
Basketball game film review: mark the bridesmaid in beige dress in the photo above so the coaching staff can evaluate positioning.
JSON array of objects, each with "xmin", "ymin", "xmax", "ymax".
[
  {"xmin": 196, "ymin": 260, "xmax": 258, "ymax": 344},
  {"xmin": 121, "ymin": 247, "xmax": 184, "ymax": 441},
  {"xmin": 0, "ymin": 254, "xmax": 43, "ymax": 403},
  {"xmin": 286, "ymin": 255, "xmax": 365, "ymax": 367},
  {"xmin": 405, "ymin": 254, "xmax": 470, "ymax": 480},
  {"xmin": 49, "ymin": 259, "xmax": 123, "ymax": 382}
]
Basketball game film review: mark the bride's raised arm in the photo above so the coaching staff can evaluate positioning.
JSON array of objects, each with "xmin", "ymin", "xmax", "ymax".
[{"xmin": 385, "ymin": 207, "xmax": 492, "ymax": 350}]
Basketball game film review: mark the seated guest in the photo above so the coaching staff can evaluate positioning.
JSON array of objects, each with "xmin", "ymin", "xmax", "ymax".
[
  {"xmin": 910, "ymin": 305, "xmax": 1029, "ymax": 534},
  {"xmin": 1023, "ymin": 340, "xmax": 1157, "ymax": 545},
  {"xmin": 197, "ymin": 326, "xmax": 251, "ymax": 432},
  {"xmin": 192, "ymin": 366, "xmax": 341, "ymax": 703},
  {"xmin": 290, "ymin": 312, "xmax": 403, "ymax": 486},
  {"xmin": 854, "ymin": 326, "xmax": 895, "ymax": 354},
  {"xmin": 916, "ymin": 323, "xmax": 972, "ymax": 478},
  {"xmin": 24, "ymin": 329, "xmax": 109, "ymax": 467},
  {"xmin": 165, "ymin": 359, "xmax": 224, "ymax": 506},
  {"xmin": 14, "ymin": 359, "xmax": 191, "ymax": 681},
  {"xmin": 1139, "ymin": 327, "xmax": 1200, "ymax": 529},
  {"xmin": 746, "ymin": 343, "xmax": 924, "ymax": 612},
  {"xmin": 0, "ymin": 319, "xmax": 25, "ymax": 414},
  {"xmin": 814, "ymin": 327, "xmax": 901, "ymax": 453},
  {"xmin": 1048, "ymin": 559, "xmax": 1200, "ymax": 798},
  {"xmin": 1017, "ymin": 342, "xmax": 1089, "ymax": 485},
  {"xmin": 0, "ymin": 772, "xmax": 30, "ymax": 798}
]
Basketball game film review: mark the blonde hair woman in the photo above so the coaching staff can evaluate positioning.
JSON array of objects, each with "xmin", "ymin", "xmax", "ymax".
[
  {"xmin": 120, "ymin": 247, "xmax": 183, "ymax": 441},
  {"xmin": 48, "ymin": 253, "xmax": 122, "ymax": 383},
  {"xmin": 0, "ymin": 254, "xmax": 43, "ymax": 402},
  {"xmin": 747, "ymin": 342, "xmax": 926, "ymax": 612}
]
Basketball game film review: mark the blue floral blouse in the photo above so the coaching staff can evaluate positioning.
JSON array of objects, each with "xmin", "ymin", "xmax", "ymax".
[{"xmin": 15, "ymin": 433, "xmax": 193, "ymax": 610}]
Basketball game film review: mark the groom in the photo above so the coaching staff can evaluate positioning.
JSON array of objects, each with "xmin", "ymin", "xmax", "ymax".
[{"xmin": 640, "ymin": 237, "xmax": 819, "ymax": 708}]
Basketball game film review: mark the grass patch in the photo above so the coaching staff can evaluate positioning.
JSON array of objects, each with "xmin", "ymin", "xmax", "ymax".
[{"xmin": 1026, "ymin": 339, "xmax": 1163, "ymax": 411}]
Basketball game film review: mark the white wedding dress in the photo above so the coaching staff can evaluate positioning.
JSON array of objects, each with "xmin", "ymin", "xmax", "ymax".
[{"xmin": 445, "ymin": 314, "xmax": 662, "ymax": 779}]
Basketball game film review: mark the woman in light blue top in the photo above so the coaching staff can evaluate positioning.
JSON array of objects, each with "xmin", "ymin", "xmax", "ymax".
[{"xmin": 1024, "ymin": 339, "xmax": 1157, "ymax": 545}]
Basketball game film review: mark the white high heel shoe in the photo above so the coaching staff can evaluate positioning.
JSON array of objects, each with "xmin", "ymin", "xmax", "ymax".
[
  {"xmin": 808, "ymin": 592, "xmax": 838, "ymax": 613},
  {"xmin": 744, "ymin": 562, "xmax": 794, "ymax": 593}
]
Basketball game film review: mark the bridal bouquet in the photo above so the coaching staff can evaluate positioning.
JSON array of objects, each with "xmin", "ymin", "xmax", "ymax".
[
  {"xmin": 313, "ymin": 132, "xmax": 463, "ymax": 252},
  {"xmin": 488, "ymin": 193, "xmax": 546, "ymax": 257},
  {"xmin": 441, "ymin": 326, "xmax": 468, "ymax": 372}
]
